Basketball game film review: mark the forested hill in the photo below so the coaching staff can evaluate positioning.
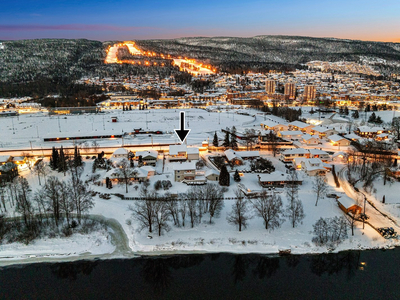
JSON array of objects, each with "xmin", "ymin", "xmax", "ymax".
[
  {"xmin": 136, "ymin": 35, "xmax": 400, "ymax": 74},
  {"xmin": 1, "ymin": 36, "xmax": 400, "ymax": 84}
]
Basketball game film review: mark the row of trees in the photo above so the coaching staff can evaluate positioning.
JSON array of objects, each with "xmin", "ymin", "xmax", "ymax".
[
  {"xmin": 0, "ymin": 163, "xmax": 94, "ymax": 244},
  {"xmin": 130, "ymin": 173, "xmax": 306, "ymax": 236}
]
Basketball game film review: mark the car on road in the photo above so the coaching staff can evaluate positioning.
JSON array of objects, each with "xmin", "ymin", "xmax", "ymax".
[{"xmin": 326, "ymin": 193, "xmax": 338, "ymax": 198}]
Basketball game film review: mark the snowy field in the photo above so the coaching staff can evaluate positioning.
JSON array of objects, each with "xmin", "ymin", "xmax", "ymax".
[{"xmin": 0, "ymin": 108, "xmax": 256, "ymax": 152}]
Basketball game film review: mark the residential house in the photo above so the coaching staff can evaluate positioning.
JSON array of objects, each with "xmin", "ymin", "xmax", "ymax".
[
  {"xmin": 302, "ymin": 134, "xmax": 321, "ymax": 145},
  {"xmin": 311, "ymin": 126, "xmax": 338, "ymax": 139},
  {"xmin": 169, "ymin": 145, "xmax": 199, "ymax": 161},
  {"xmin": 224, "ymin": 149, "xmax": 243, "ymax": 165},
  {"xmin": 260, "ymin": 120, "xmax": 289, "ymax": 132},
  {"xmin": 332, "ymin": 151, "xmax": 348, "ymax": 163},
  {"xmin": 173, "ymin": 161, "xmax": 205, "ymax": 183},
  {"xmin": 355, "ymin": 126, "xmax": 385, "ymax": 138},
  {"xmin": 112, "ymin": 148, "xmax": 130, "ymax": 159},
  {"xmin": 301, "ymin": 158, "xmax": 327, "ymax": 176},
  {"xmin": 328, "ymin": 134, "xmax": 351, "ymax": 147},
  {"xmin": 278, "ymin": 130, "xmax": 303, "ymax": 141},
  {"xmin": 258, "ymin": 171, "xmax": 303, "ymax": 188},
  {"xmin": 205, "ymin": 169, "xmax": 219, "ymax": 181},
  {"xmin": 280, "ymin": 148, "xmax": 310, "ymax": 162},
  {"xmin": 135, "ymin": 150, "xmax": 158, "ymax": 166},
  {"xmin": 288, "ymin": 120, "xmax": 315, "ymax": 133},
  {"xmin": 338, "ymin": 196, "xmax": 362, "ymax": 215},
  {"xmin": 308, "ymin": 149, "xmax": 330, "ymax": 162}
]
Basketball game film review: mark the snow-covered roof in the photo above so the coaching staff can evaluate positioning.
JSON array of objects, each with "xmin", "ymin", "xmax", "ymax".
[
  {"xmin": 301, "ymin": 158, "xmax": 326, "ymax": 171},
  {"xmin": 357, "ymin": 126, "xmax": 384, "ymax": 133},
  {"xmin": 169, "ymin": 144, "xmax": 187, "ymax": 155},
  {"xmin": 312, "ymin": 126, "xmax": 332, "ymax": 133},
  {"xmin": 289, "ymin": 120, "xmax": 312, "ymax": 129},
  {"xmin": 186, "ymin": 147, "xmax": 199, "ymax": 154},
  {"xmin": 173, "ymin": 161, "xmax": 196, "ymax": 171},
  {"xmin": 225, "ymin": 149, "xmax": 242, "ymax": 161},
  {"xmin": 237, "ymin": 151, "xmax": 260, "ymax": 158},
  {"xmin": 205, "ymin": 169, "xmax": 220, "ymax": 177},
  {"xmin": 328, "ymin": 134, "xmax": 348, "ymax": 142},
  {"xmin": 135, "ymin": 150, "xmax": 158, "ymax": 158},
  {"xmin": 302, "ymin": 134, "xmax": 319, "ymax": 141},
  {"xmin": 309, "ymin": 148, "xmax": 329, "ymax": 155},
  {"xmin": 0, "ymin": 155, "xmax": 11, "ymax": 163},
  {"xmin": 258, "ymin": 171, "xmax": 290, "ymax": 182},
  {"xmin": 279, "ymin": 131, "xmax": 303, "ymax": 136},
  {"xmin": 281, "ymin": 148, "xmax": 309, "ymax": 155},
  {"xmin": 113, "ymin": 148, "xmax": 129, "ymax": 155},
  {"xmin": 332, "ymin": 151, "xmax": 347, "ymax": 158},
  {"xmin": 344, "ymin": 133, "xmax": 362, "ymax": 140}
]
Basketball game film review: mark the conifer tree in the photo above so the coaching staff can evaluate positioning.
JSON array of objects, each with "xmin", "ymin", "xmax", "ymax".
[
  {"xmin": 230, "ymin": 126, "xmax": 238, "ymax": 149},
  {"xmin": 213, "ymin": 131, "xmax": 219, "ymax": 147},
  {"xmin": 50, "ymin": 147, "xmax": 59, "ymax": 170},
  {"xmin": 219, "ymin": 165, "xmax": 230, "ymax": 186},
  {"xmin": 223, "ymin": 131, "xmax": 230, "ymax": 147},
  {"xmin": 234, "ymin": 170, "xmax": 241, "ymax": 182}
]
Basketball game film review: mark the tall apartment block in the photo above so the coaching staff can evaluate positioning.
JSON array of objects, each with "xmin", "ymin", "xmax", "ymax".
[
  {"xmin": 265, "ymin": 80, "xmax": 276, "ymax": 94},
  {"xmin": 284, "ymin": 83, "xmax": 296, "ymax": 99},
  {"xmin": 304, "ymin": 85, "xmax": 316, "ymax": 101}
]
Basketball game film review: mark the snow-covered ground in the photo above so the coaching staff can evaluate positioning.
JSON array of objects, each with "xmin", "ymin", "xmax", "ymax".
[
  {"xmin": 1, "ymin": 107, "xmax": 400, "ymax": 265},
  {"xmin": 0, "ymin": 108, "xmax": 256, "ymax": 152}
]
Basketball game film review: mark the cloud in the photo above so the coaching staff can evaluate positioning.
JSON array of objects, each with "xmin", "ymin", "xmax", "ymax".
[{"xmin": 0, "ymin": 24, "xmax": 150, "ymax": 32}]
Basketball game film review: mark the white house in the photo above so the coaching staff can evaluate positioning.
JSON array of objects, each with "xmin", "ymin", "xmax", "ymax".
[
  {"xmin": 280, "ymin": 148, "xmax": 310, "ymax": 162},
  {"xmin": 288, "ymin": 120, "xmax": 315, "ymax": 133},
  {"xmin": 135, "ymin": 150, "xmax": 158, "ymax": 166},
  {"xmin": 301, "ymin": 158, "xmax": 327, "ymax": 176},
  {"xmin": 311, "ymin": 126, "xmax": 338, "ymax": 139},
  {"xmin": 328, "ymin": 134, "xmax": 351, "ymax": 147},
  {"xmin": 302, "ymin": 134, "xmax": 321, "ymax": 145},
  {"xmin": 112, "ymin": 148, "xmax": 130, "ymax": 159},
  {"xmin": 169, "ymin": 145, "xmax": 199, "ymax": 161},
  {"xmin": 278, "ymin": 130, "xmax": 303, "ymax": 141},
  {"xmin": 308, "ymin": 149, "xmax": 330, "ymax": 162}
]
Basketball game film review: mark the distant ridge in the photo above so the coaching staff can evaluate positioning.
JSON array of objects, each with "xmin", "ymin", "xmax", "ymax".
[{"xmin": 1, "ymin": 35, "xmax": 400, "ymax": 83}]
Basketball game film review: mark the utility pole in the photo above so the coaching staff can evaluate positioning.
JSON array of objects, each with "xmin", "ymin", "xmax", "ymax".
[{"xmin": 11, "ymin": 117, "xmax": 15, "ymax": 134}]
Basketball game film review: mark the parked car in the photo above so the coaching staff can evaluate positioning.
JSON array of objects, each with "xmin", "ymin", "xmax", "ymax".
[{"xmin": 326, "ymin": 193, "xmax": 338, "ymax": 198}]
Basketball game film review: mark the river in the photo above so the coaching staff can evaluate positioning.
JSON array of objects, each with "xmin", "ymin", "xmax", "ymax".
[{"xmin": 0, "ymin": 249, "xmax": 399, "ymax": 299}]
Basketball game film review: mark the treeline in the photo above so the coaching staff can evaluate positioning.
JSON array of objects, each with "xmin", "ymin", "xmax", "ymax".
[
  {"xmin": 259, "ymin": 104, "xmax": 302, "ymax": 122},
  {"xmin": 129, "ymin": 172, "xmax": 306, "ymax": 236},
  {"xmin": 0, "ymin": 160, "xmax": 95, "ymax": 245}
]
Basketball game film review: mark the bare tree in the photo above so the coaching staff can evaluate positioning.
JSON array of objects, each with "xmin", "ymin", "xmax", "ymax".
[
  {"xmin": 179, "ymin": 199, "xmax": 188, "ymax": 227},
  {"xmin": 164, "ymin": 196, "xmax": 180, "ymax": 227},
  {"xmin": 285, "ymin": 170, "xmax": 300, "ymax": 204},
  {"xmin": 227, "ymin": 189, "xmax": 252, "ymax": 231},
  {"xmin": 59, "ymin": 181, "xmax": 74, "ymax": 227},
  {"xmin": 14, "ymin": 177, "xmax": 34, "ymax": 228},
  {"xmin": 244, "ymin": 128, "xmax": 258, "ymax": 150},
  {"xmin": 206, "ymin": 184, "xmax": 225, "ymax": 224},
  {"xmin": 153, "ymin": 199, "xmax": 171, "ymax": 236},
  {"xmin": 251, "ymin": 191, "xmax": 284, "ymax": 230},
  {"xmin": 33, "ymin": 159, "xmax": 50, "ymax": 185},
  {"xmin": 116, "ymin": 158, "xmax": 136, "ymax": 193},
  {"xmin": 42, "ymin": 176, "xmax": 62, "ymax": 226},
  {"xmin": 312, "ymin": 174, "xmax": 328, "ymax": 206},
  {"xmin": 129, "ymin": 190, "xmax": 157, "ymax": 234},
  {"xmin": 285, "ymin": 198, "xmax": 305, "ymax": 228}
]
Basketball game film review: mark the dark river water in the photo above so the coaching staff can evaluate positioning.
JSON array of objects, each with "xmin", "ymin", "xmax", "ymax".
[{"xmin": 0, "ymin": 249, "xmax": 399, "ymax": 300}]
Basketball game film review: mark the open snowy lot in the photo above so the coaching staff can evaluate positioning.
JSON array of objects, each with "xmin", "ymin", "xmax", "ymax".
[{"xmin": 0, "ymin": 108, "xmax": 256, "ymax": 152}]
